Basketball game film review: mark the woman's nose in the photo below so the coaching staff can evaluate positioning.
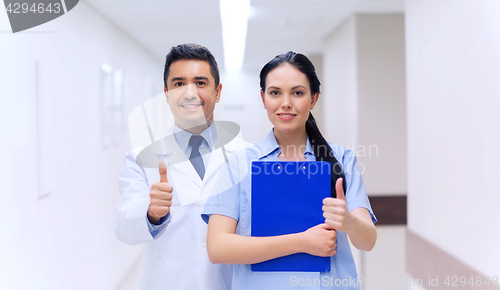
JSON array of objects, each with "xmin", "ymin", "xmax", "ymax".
[{"xmin": 281, "ymin": 95, "xmax": 292, "ymax": 109}]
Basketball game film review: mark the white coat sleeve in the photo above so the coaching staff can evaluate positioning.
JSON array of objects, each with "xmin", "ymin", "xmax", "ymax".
[{"xmin": 113, "ymin": 151, "xmax": 156, "ymax": 245}]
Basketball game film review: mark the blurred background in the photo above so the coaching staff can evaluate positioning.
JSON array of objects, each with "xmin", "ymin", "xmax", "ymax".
[{"xmin": 0, "ymin": 0, "xmax": 499, "ymax": 289}]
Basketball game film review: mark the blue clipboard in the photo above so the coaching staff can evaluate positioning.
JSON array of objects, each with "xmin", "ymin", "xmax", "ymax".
[{"xmin": 251, "ymin": 161, "xmax": 331, "ymax": 272}]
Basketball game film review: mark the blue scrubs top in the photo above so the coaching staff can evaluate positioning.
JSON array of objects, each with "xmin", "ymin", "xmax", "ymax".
[{"xmin": 202, "ymin": 130, "xmax": 377, "ymax": 290}]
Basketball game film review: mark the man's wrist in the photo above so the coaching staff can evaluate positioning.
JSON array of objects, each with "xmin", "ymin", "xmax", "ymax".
[{"xmin": 147, "ymin": 209, "xmax": 161, "ymax": 225}]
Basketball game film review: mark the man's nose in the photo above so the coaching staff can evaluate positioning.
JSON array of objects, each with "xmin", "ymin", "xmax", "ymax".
[{"xmin": 184, "ymin": 83, "xmax": 199, "ymax": 99}]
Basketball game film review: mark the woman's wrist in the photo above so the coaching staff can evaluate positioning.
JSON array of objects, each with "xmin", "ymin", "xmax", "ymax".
[{"xmin": 290, "ymin": 232, "xmax": 306, "ymax": 254}]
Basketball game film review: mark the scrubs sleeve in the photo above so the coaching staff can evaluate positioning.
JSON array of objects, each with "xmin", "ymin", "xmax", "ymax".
[
  {"xmin": 338, "ymin": 147, "xmax": 377, "ymax": 224},
  {"xmin": 201, "ymin": 148, "xmax": 246, "ymax": 224},
  {"xmin": 202, "ymin": 181, "xmax": 240, "ymax": 224}
]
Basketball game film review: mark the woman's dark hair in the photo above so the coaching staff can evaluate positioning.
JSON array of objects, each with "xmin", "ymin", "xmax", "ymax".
[
  {"xmin": 163, "ymin": 43, "xmax": 220, "ymax": 90},
  {"xmin": 259, "ymin": 51, "xmax": 346, "ymax": 197}
]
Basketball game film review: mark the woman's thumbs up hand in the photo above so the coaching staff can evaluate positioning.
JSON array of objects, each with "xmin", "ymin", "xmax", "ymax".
[{"xmin": 322, "ymin": 178, "xmax": 354, "ymax": 232}]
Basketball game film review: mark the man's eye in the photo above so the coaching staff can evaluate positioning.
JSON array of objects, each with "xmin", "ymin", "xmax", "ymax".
[
  {"xmin": 196, "ymin": 81, "xmax": 206, "ymax": 86},
  {"xmin": 174, "ymin": 82, "xmax": 184, "ymax": 87}
]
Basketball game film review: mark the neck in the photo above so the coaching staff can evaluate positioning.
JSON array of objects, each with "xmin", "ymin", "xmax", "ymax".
[{"xmin": 273, "ymin": 126, "xmax": 308, "ymax": 161}]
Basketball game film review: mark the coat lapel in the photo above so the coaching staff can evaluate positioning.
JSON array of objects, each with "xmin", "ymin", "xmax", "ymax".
[
  {"xmin": 150, "ymin": 127, "xmax": 203, "ymax": 188},
  {"xmin": 144, "ymin": 122, "xmax": 248, "ymax": 205}
]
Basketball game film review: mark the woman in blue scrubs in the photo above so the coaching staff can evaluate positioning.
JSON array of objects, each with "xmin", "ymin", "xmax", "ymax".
[{"xmin": 202, "ymin": 52, "xmax": 377, "ymax": 289}]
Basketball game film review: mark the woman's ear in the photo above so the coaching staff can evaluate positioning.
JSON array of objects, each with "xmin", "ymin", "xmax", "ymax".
[
  {"xmin": 260, "ymin": 90, "xmax": 266, "ymax": 109},
  {"xmin": 310, "ymin": 92, "xmax": 320, "ymax": 110}
]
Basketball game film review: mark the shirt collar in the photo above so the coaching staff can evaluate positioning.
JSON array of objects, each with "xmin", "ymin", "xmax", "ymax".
[
  {"xmin": 257, "ymin": 129, "xmax": 315, "ymax": 159},
  {"xmin": 173, "ymin": 122, "xmax": 216, "ymax": 152}
]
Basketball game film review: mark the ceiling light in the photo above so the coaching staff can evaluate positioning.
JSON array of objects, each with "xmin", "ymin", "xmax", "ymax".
[{"xmin": 220, "ymin": 0, "xmax": 250, "ymax": 72}]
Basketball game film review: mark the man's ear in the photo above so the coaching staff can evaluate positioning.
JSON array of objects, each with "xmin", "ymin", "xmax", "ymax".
[
  {"xmin": 164, "ymin": 87, "xmax": 169, "ymax": 104},
  {"xmin": 215, "ymin": 83, "xmax": 222, "ymax": 103},
  {"xmin": 260, "ymin": 90, "xmax": 266, "ymax": 109},
  {"xmin": 310, "ymin": 92, "xmax": 319, "ymax": 110}
]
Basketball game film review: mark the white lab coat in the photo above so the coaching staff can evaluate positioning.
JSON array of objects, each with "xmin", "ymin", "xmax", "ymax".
[{"xmin": 113, "ymin": 122, "xmax": 245, "ymax": 290}]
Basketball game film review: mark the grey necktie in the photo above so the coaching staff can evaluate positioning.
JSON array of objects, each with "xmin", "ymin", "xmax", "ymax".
[{"xmin": 189, "ymin": 135, "xmax": 206, "ymax": 180}]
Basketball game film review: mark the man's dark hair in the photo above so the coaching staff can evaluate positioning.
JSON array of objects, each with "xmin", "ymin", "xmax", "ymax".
[{"xmin": 163, "ymin": 43, "xmax": 220, "ymax": 89}]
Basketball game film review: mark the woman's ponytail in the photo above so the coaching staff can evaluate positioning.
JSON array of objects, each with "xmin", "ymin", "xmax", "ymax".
[{"xmin": 305, "ymin": 112, "xmax": 346, "ymax": 198}]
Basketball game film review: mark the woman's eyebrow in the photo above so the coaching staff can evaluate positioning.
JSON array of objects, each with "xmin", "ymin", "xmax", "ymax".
[
  {"xmin": 291, "ymin": 85, "xmax": 306, "ymax": 90},
  {"xmin": 267, "ymin": 86, "xmax": 281, "ymax": 90}
]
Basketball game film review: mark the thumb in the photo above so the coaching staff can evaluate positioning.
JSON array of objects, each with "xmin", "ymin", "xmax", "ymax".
[
  {"xmin": 335, "ymin": 178, "xmax": 345, "ymax": 200},
  {"xmin": 159, "ymin": 161, "xmax": 168, "ymax": 183},
  {"xmin": 318, "ymin": 223, "xmax": 334, "ymax": 230}
]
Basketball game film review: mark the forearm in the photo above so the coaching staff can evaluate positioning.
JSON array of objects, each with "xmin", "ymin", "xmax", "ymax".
[
  {"xmin": 345, "ymin": 208, "xmax": 377, "ymax": 251},
  {"xmin": 208, "ymin": 230, "xmax": 304, "ymax": 264},
  {"xmin": 113, "ymin": 202, "xmax": 154, "ymax": 245},
  {"xmin": 207, "ymin": 214, "xmax": 307, "ymax": 264}
]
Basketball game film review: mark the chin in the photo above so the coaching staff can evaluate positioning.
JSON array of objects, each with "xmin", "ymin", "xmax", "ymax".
[
  {"xmin": 180, "ymin": 116, "xmax": 209, "ymax": 127},
  {"xmin": 274, "ymin": 126, "xmax": 298, "ymax": 133}
]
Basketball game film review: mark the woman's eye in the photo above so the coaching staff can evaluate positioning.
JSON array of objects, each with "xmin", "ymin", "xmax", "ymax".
[
  {"xmin": 294, "ymin": 91, "xmax": 304, "ymax": 96},
  {"xmin": 269, "ymin": 91, "xmax": 279, "ymax": 96}
]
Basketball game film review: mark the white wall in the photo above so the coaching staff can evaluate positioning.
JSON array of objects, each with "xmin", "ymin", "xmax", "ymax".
[
  {"xmin": 323, "ymin": 14, "xmax": 407, "ymax": 195},
  {"xmin": 308, "ymin": 54, "xmax": 325, "ymax": 130},
  {"xmin": 406, "ymin": 0, "xmax": 500, "ymax": 277},
  {"xmin": 357, "ymin": 14, "xmax": 407, "ymax": 195},
  {"xmin": 216, "ymin": 69, "xmax": 270, "ymax": 144},
  {"xmin": 0, "ymin": 2, "xmax": 162, "ymax": 289},
  {"xmin": 323, "ymin": 16, "xmax": 359, "ymax": 148},
  {"xmin": 323, "ymin": 14, "xmax": 408, "ymax": 289}
]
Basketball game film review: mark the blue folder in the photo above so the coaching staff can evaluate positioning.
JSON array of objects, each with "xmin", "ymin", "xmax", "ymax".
[{"xmin": 251, "ymin": 161, "xmax": 331, "ymax": 272}]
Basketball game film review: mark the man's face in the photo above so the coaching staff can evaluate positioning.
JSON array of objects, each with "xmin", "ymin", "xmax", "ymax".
[{"xmin": 164, "ymin": 60, "xmax": 221, "ymax": 132}]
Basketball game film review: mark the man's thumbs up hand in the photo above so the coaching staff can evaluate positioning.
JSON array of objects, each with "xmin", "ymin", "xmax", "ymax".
[
  {"xmin": 159, "ymin": 161, "xmax": 168, "ymax": 183},
  {"xmin": 322, "ymin": 178, "xmax": 354, "ymax": 232},
  {"xmin": 147, "ymin": 161, "xmax": 174, "ymax": 225}
]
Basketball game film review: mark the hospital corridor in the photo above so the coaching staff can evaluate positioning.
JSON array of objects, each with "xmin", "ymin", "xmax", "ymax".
[{"xmin": 0, "ymin": 0, "xmax": 499, "ymax": 289}]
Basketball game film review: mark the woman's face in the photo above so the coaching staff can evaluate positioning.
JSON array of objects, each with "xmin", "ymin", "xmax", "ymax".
[{"xmin": 261, "ymin": 63, "xmax": 319, "ymax": 135}]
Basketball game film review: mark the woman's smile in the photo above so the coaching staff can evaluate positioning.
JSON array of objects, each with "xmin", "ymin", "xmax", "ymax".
[{"xmin": 277, "ymin": 113, "xmax": 297, "ymax": 121}]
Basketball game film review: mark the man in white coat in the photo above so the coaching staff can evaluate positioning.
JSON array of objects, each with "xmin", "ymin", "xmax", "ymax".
[{"xmin": 113, "ymin": 44, "xmax": 236, "ymax": 290}]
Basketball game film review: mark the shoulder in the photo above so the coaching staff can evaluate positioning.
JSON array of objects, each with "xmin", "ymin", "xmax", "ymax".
[
  {"xmin": 248, "ymin": 142, "xmax": 268, "ymax": 158},
  {"xmin": 123, "ymin": 148, "xmax": 141, "ymax": 164},
  {"xmin": 227, "ymin": 141, "xmax": 265, "ymax": 161},
  {"xmin": 326, "ymin": 142, "xmax": 357, "ymax": 164}
]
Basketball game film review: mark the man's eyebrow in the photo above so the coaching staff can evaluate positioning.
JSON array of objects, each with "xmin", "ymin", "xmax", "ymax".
[
  {"xmin": 169, "ymin": 76, "xmax": 209, "ymax": 82},
  {"xmin": 170, "ymin": 77, "xmax": 185, "ymax": 82},
  {"xmin": 194, "ymin": 76, "xmax": 210, "ymax": 81}
]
